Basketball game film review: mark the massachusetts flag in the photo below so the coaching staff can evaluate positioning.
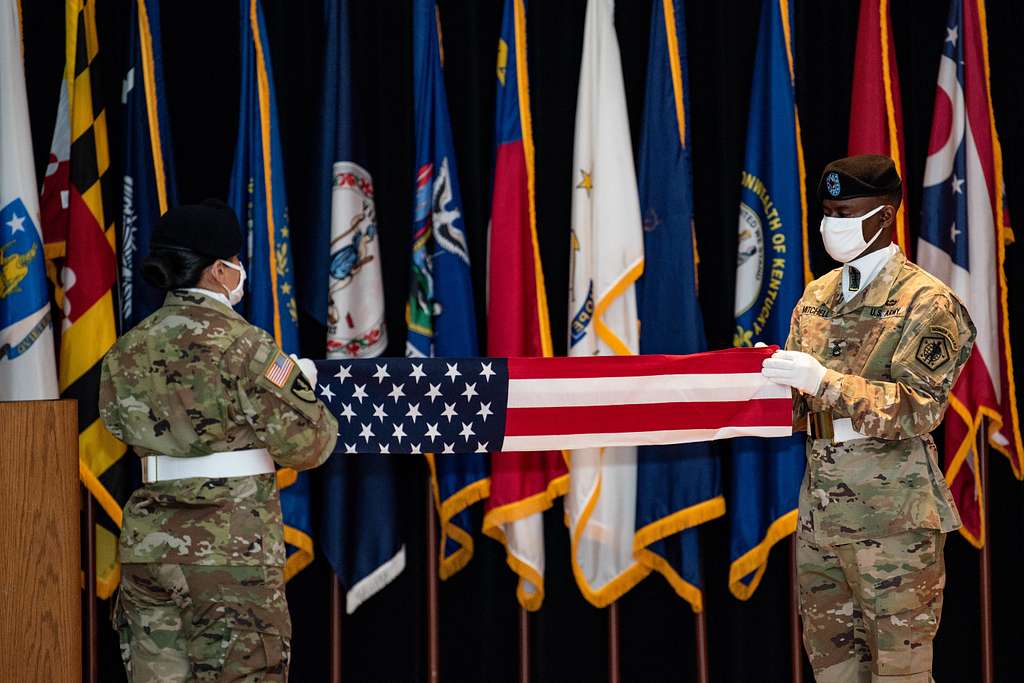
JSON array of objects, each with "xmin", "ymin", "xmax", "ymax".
[
  {"xmin": 917, "ymin": 0, "xmax": 1023, "ymax": 548},
  {"xmin": 229, "ymin": 0, "xmax": 311, "ymax": 581},
  {"xmin": 848, "ymin": 0, "xmax": 910, "ymax": 257},
  {"xmin": 634, "ymin": 0, "xmax": 723, "ymax": 612},
  {"xmin": 729, "ymin": 0, "xmax": 809, "ymax": 600},
  {"xmin": 0, "ymin": 0, "xmax": 58, "ymax": 401},
  {"xmin": 409, "ymin": 0, "xmax": 489, "ymax": 579},
  {"xmin": 312, "ymin": 350, "xmax": 791, "ymax": 456},
  {"xmin": 483, "ymin": 0, "xmax": 567, "ymax": 612},
  {"xmin": 313, "ymin": 0, "xmax": 404, "ymax": 614},
  {"xmin": 567, "ymin": 0, "xmax": 647, "ymax": 607},
  {"xmin": 120, "ymin": 0, "xmax": 176, "ymax": 329}
]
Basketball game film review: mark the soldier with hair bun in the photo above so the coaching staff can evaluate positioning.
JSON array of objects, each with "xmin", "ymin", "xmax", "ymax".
[
  {"xmin": 99, "ymin": 199, "xmax": 338, "ymax": 681},
  {"xmin": 762, "ymin": 155, "xmax": 976, "ymax": 682}
]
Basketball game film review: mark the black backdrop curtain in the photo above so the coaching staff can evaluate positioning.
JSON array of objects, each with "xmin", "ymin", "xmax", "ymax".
[{"xmin": 20, "ymin": 1, "xmax": 1024, "ymax": 681}]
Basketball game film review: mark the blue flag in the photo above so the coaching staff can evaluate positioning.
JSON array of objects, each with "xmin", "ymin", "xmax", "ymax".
[
  {"xmin": 120, "ymin": 0, "xmax": 177, "ymax": 329},
  {"xmin": 313, "ymin": 0, "xmax": 405, "ymax": 613},
  {"xmin": 229, "ymin": 0, "xmax": 310, "ymax": 581},
  {"xmin": 728, "ymin": 0, "xmax": 808, "ymax": 600},
  {"xmin": 634, "ymin": 0, "xmax": 723, "ymax": 613},
  {"xmin": 408, "ymin": 0, "xmax": 489, "ymax": 578}
]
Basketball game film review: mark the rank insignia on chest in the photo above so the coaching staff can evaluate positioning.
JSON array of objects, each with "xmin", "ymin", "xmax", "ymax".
[
  {"xmin": 830, "ymin": 339, "xmax": 845, "ymax": 357},
  {"xmin": 916, "ymin": 336, "xmax": 951, "ymax": 370},
  {"xmin": 848, "ymin": 266, "xmax": 861, "ymax": 292}
]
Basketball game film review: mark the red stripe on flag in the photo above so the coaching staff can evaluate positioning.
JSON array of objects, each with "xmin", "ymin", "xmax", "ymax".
[
  {"xmin": 507, "ymin": 347, "xmax": 777, "ymax": 380},
  {"xmin": 505, "ymin": 398, "xmax": 790, "ymax": 437}
]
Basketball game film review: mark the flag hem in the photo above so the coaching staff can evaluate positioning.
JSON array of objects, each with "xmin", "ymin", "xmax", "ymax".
[{"xmin": 728, "ymin": 507, "xmax": 797, "ymax": 600}]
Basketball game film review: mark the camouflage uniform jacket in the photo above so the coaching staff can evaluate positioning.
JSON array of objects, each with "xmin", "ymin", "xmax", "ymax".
[
  {"xmin": 100, "ymin": 290, "xmax": 338, "ymax": 567},
  {"xmin": 786, "ymin": 249, "xmax": 975, "ymax": 546}
]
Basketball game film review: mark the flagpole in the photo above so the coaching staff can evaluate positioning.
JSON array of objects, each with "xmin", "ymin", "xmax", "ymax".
[
  {"xmin": 330, "ymin": 575, "xmax": 342, "ymax": 683},
  {"xmin": 694, "ymin": 604, "xmax": 710, "ymax": 683},
  {"xmin": 608, "ymin": 602, "xmax": 621, "ymax": 683},
  {"xmin": 789, "ymin": 535, "xmax": 804, "ymax": 683},
  {"xmin": 517, "ymin": 607, "xmax": 530, "ymax": 683},
  {"xmin": 84, "ymin": 489, "xmax": 98, "ymax": 683},
  {"xmin": 426, "ymin": 477, "xmax": 440, "ymax": 683},
  {"xmin": 978, "ymin": 418, "xmax": 994, "ymax": 683}
]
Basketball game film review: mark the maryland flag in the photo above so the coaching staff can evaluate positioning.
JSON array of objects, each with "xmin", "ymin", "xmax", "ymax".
[
  {"xmin": 848, "ymin": 0, "xmax": 911, "ymax": 257},
  {"xmin": 40, "ymin": 0, "xmax": 129, "ymax": 598}
]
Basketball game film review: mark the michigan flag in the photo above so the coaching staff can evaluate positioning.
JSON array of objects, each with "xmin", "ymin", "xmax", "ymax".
[
  {"xmin": 40, "ymin": 0, "xmax": 129, "ymax": 598},
  {"xmin": 729, "ymin": 0, "xmax": 809, "ymax": 600},
  {"xmin": 1, "ymin": 0, "xmax": 58, "ymax": 401},
  {"xmin": 848, "ymin": 0, "xmax": 910, "ymax": 257},
  {"xmin": 634, "ymin": 0, "xmax": 723, "ymax": 613},
  {"xmin": 409, "ymin": 0, "xmax": 489, "ymax": 578},
  {"xmin": 120, "ymin": 0, "xmax": 176, "ymax": 329},
  {"xmin": 566, "ymin": 0, "xmax": 647, "ymax": 607},
  {"xmin": 917, "ymin": 0, "xmax": 1023, "ymax": 547},
  {"xmin": 313, "ymin": 0, "xmax": 404, "ymax": 613},
  {"xmin": 483, "ymin": 0, "xmax": 567, "ymax": 611},
  {"xmin": 229, "ymin": 0, "xmax": 311, "ymax": 581}
]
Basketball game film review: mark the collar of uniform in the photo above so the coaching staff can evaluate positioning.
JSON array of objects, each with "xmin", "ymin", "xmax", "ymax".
[
  {"xmin": 835, "ymin": 246, "xmax": 906, "ymax": 314},
  {"xmin": 165, "ymin": 288, "xmax": 243, "ymax": 318},
  {"xmin": 841, "ymin": 243, "xmax": 900, "ymax": 302}
]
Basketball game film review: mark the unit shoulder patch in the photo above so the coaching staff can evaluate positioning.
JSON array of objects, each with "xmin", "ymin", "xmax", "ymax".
[
  {"xmin": 291, "ymin": 374, "xmax": 317, "ymax": 404},
  {"xmin": 916, "ymin": 335, "xmax": 951, "ymax": 371}
]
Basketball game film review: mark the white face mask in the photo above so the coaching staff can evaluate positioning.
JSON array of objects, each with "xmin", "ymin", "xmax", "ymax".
[
  {"xmin": 819, "ymin": 205, "xmax": 887, "ymax": 263},
  {"xmin": 218, "ymin": 259, "xmax": 246, "ymax": 306}
]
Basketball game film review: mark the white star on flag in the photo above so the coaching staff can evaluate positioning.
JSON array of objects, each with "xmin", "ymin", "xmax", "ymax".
[
  {"xmin": 459, "ymin": 422, "xmax": 475, "ymax": 441},
  {"xmin": 380, "ymin": 442, "xmax": 390, "ymax": 454},
  {"xmin": 372, "ymin": 403, "xmax": 388, "ymax": 422},
  {"xmin": 445, "ymin": 363, "xmax": 461, "ymax": 381},
  {"xmin": 406, "ymin": 403, "xmax": 422, "ymax": 423},
  {"xmin": 352, "ymin": 383, "xmax": 368, "ymax": 403},
  {"xmin": 339, "ymin": 403, "xmax": 356, "ymax": 422},
  {"xmin": 333, "ymin": 365, "xmax": 352, "ymax": 383},
  {"xmin": 373, "ymin": 364, "xmax": 390, "ymax": 383},
  {"xmin": 411, "ymin": 443, "xmax": 422, "ymax": 454},
  {"xmin": 392, "ymin": 423, "xmax": 407, "ymax": 442},
  {"xmin": 461, "ymin": 382, "xmax": 478, "ymax": 401},
  {"xmin": 345, "ymin": 443, "xmax": 357, "ymax": 454},
  {"xmin": 476, "ymin": 402, "xmax": 493, "ymax": 421},
  {"xmin": 425, "ymin": 383, "xmax": 442, "ymax": 402},
  {"xmin": 319, "ymin": 384, "xmax": 336, "ymax": 402},
  {"xmin": 6, "ymin": 213, "xmax": 25, "ymax": 234},
  {"xmin": 950, "ymin": 222, "xmax": 962, "ymax": 242},
  {"xmin": 479, "ymin": 362, "xmax": 495, "ymax": 381},
  {"xmin": 359, "ymin": 423, "xmax": 375, "ymax": 442},
  {"xmin": 424, "ymin": 423, "xmax": 441, "ymax": 442},
  {"xmin": 388, "ymin": 383, "xmax": 406, "ymax": 402},
  {"xmin": 441, "ymin": 402, "xmax": 458, "ymax": 422},
  {"xmin": 951, "ymin": 174, "xmax": 964, "ymax": 194},
  {"xmin": 410, "ymin": 363, "xmax": 426, "ymax": 382},
  {"xmin": 442, "ymin": 442, "xmax": 455, "ymax": 454},
  {"xmin": 475, "ymin": 442, "xmax": 488, "ymax": 454},
  {"xmin": 946, "ymin": 25, "xmax": 958, "ymax": 45}
]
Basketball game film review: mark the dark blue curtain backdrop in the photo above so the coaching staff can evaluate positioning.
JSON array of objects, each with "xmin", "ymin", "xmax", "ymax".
[{"xmin": 21, "ymin": 1, "xmax": 1024, "ymax": 681}]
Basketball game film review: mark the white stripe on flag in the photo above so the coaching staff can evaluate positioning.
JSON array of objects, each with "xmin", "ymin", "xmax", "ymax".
[{"xmin": 502, "ymin": 425, "xmax": 792, "ymax": 451}]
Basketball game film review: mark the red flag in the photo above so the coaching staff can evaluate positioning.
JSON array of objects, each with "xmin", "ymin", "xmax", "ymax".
[
  {"xmin": 848, "ymin": 0, "xmax": 911, "ymax": 257},
  {"xmin": 482, "ymin": 0, "xmax": 567, "ymax": 611}
]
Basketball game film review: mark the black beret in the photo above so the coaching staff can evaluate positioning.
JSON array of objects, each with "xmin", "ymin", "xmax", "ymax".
[
  {"xmin": 817, "ymin": 154, "xmax": 902, "ymax": 202},
  {"xmin": 150, "ymin": 199, "xmax": 242, "ymax": 259}
]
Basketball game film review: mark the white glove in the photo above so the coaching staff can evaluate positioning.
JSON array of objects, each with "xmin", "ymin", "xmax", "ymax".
[
  {"xmin": 761, "ymin": 350, "xmax": 826, "ymax": 395},
  {"xmin": 290, "ymin": 354, "xmax": 318, "ymax": 387},
  {"xmin": 754, "ymin": 342, "xmax": 768, "ymax": 348}
]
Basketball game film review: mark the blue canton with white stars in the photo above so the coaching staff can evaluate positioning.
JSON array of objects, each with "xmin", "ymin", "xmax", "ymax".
[{"xmin": 313, "ymin": 358, "xmax": 509, "ymax": 455}]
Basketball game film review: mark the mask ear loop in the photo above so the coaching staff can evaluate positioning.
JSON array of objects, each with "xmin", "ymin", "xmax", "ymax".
[
  {"xmin": 217, "ymin": 259, "xmax": 243, "ymax": 299},
  {"xmin": 858, "ymin": 205, "xmax": 890, "ymax": 252}
]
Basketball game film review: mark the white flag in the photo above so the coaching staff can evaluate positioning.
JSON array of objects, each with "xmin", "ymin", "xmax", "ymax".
[
  {"xmin": 0, "ymin": 0, "xmax": 58, "ymax": 401},
  {"xmin": 566, "ymin": 0, "xmax": 647, "ymax": 606},
  {"xmin": 326, "ymin": 161, "xmax": 387, "ymax": 358}
]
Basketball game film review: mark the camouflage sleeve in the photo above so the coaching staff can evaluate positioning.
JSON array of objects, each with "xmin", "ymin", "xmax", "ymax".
[
  {"xmin": 816, "ymin": 290, "xmax": 976, "ymax": 440},
  {"xmin": 98, "ymin": 354, "xmax": 125, "ymax": 441},
  {"xmin": 784, "ymin": 298, "xmax": 808, "ymax": 431},
  {"xmin": 222, "ymin": 327, "xmax": 338, "ymax": 471}
]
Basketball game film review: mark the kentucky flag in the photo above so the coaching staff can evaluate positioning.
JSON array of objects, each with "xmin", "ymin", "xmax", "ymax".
[
  {"xmin": 313, "ymin": 0, "xmax": 405, "ymax": 613},
  {"xmin": 229, "ymin": 0, "xmax": 311, "ymax": 581},
  {"xmin": 0, "ymin": 0, "xmax": 59, "ymax": 401},
  {"xmin": 120, "ymin": 0, "xmax": 177, "ymax": 329},
  {"xmin": 917, "ymin": 0, "xmax": 1023, "ymax": 548},
  {"xmin": 409, "ymin": 0, "xmax": 489, "ymax": 578},
  {"xmin": 729, "ymin": 0, "xmax": 809, "ymax": 600},
  {"xmin": 634, "ymin": 0, "xmax": 723, "ymax": 613}
]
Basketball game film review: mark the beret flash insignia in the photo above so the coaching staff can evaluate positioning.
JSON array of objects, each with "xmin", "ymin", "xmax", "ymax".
[{"xmin": 826, "ymin": 171, "xmax": 841, "ymax": 197}]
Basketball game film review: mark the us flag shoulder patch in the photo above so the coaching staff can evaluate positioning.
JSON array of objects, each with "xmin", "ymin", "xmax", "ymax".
[{"xmin": 264, "ymin": 352, "xmax": 295, "ymax": 388}]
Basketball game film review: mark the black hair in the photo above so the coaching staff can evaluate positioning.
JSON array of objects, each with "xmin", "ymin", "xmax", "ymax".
[{"xmin": 141, "ymin": 246, "xmax": 217, "ymax": 291}]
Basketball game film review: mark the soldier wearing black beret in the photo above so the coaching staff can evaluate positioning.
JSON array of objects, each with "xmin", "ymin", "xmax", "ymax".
[{"xmin": 761, "ymin": 155, "xmax": 976, "ymax": 681}]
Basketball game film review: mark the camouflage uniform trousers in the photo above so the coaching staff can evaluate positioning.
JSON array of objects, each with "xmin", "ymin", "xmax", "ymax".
[
  {"xmin": 797, "ymin": 529, "xmax": 945, "ymax": 683},
  {"xmin": 114, "ymin": 563, "xmax": 292, "ymax": 682}
]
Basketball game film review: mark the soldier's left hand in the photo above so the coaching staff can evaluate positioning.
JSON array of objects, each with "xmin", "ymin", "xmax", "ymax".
[{"xmin": 762, "ymin": 350, "xmax": 826, "ymax": 395}]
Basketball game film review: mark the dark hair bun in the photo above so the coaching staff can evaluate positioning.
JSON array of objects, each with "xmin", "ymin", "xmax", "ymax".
[{"xmin": 142, "ymin": 248, "xmax": 216, "ymax": 291}]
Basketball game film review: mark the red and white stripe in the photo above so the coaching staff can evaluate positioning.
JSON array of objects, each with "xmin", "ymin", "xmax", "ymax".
[{"xmin": 501, "ymin": 348, "xmax": 792, "ymax": 452}]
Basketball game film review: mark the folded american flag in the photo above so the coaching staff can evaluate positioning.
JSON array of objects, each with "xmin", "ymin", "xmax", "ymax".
[{"xmin": 312, "ymin": 347, "xmax": 791, "ymax": 455}]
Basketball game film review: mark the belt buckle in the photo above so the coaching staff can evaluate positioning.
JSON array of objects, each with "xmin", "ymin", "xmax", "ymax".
[{"xmin": 808, "ymin": 411, "xmax": 835, "ymax": 443}]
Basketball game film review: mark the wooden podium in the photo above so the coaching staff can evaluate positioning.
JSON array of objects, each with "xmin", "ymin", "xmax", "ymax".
[{"xmin": 0, "ymin": 400, "xmax": 81, "ymax": 682}]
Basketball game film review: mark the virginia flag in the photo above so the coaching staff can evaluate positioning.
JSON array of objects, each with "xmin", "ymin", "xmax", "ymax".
[
  {"xmin": 634, "ymin": 0, "xmax": 723, "ymax": 613},
  {"xmin": 229, "ymin": 0, "xmax": 311, "ymax": 581},
  {"xmin": 848, "ymin": 0, "xmax": 911, "ymax": 257},
  {"xmin": 483, "ymin": 0, "xmax": 567, "ymax": 611},
  {"xmin": 567, "ymin": 0, "xmax": 647, "ymax": 606},
  {"xmin": 0, "ymin": 0, "xmax": 58, "ymax": 401},
  {"xmin": 313, "ymin": 0, "xmax": 404, "ymax": 613},
  {"xmin": 120, "ymin": 0, "xmax": 176, "ymax": 329},
  {"xmin": 729, "ymin": 0, "xmax": 808, "ymax": 600},
  {"xmin": 917, "ymin": 0, "xmax": 1023, "ymax": 548},
  {"xmin": 409, "ymin": 0, "xmax": 489, "ymax": 578},
  {"xmin": 40, "ymin": 0, "xmax": 129, "ymax": 598}
]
